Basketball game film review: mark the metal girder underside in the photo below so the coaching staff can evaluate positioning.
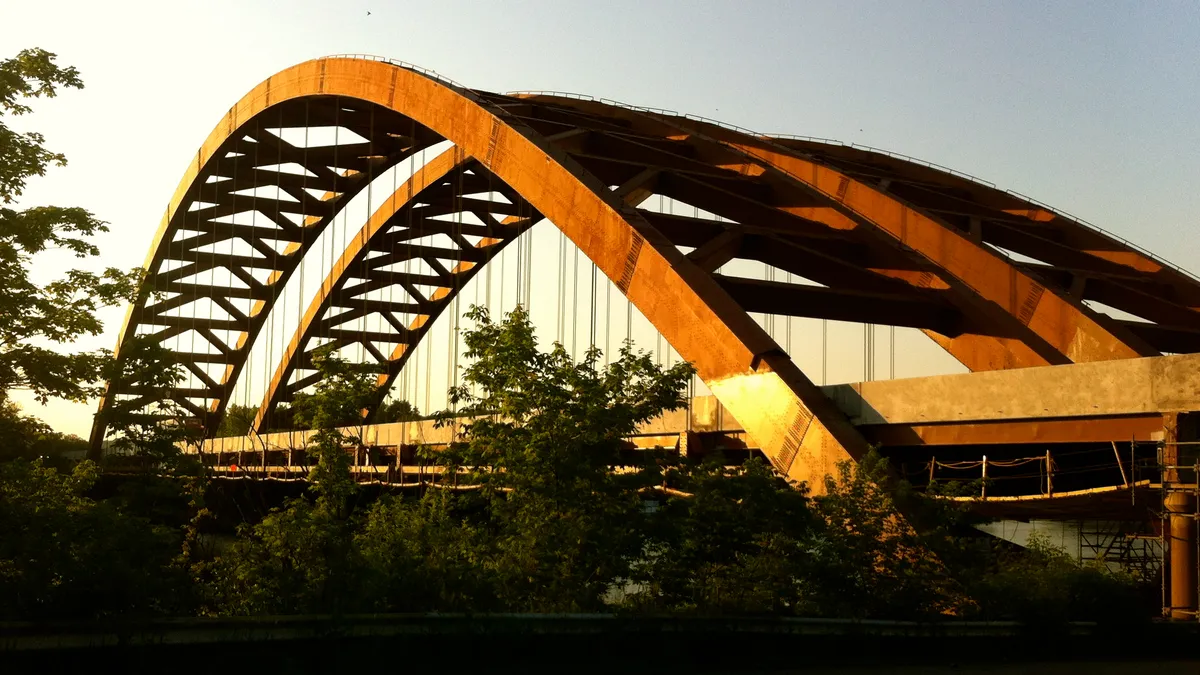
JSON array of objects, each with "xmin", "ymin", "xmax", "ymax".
[{"xmin": 93, "ymin": 57, "xmax": 1200, "ymax": 492}]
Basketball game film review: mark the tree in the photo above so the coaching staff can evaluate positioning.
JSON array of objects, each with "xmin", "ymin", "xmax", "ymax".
[
  {"xmin": 0, "ymin": 49, "xmax": 142, "ymax": 407},
  {"xmin": 432, "ymin": 305, "xmax": 695, "ymax": 612},
  {"xmin": 208, "ymin": 347, "xmax": 379, "ymax": 615},
  {"xmin": 0, "ymin": 459, "xmax": 189, "ymax": 619},
  {"xmin": 289, "ymin": 345, "xmax": 380, "ymax": 513},
  {"xmin": 966, "ymin": 531, "xmax": 1147, "ymax": 625},
  {"xmin": 355, "ymin": 490, "xmax": 495, "ymax": 613},
  {"xmin": 216, "ymin": 404, "xmax": 258, "ymax": 437},
  {"xmin": 805, "ymin": 451, "xmax": 968, "ymax": 619},
  {"xmin": 627, "ymin": 456, "xmax": 816, "ymax": 615},
  {"xmin": 99, "ymin": 336, "xmax": 199, "ymax": 464},
  {"xmin": 373, "ymin": 397, "xmax": 421, "ymax": 423}
]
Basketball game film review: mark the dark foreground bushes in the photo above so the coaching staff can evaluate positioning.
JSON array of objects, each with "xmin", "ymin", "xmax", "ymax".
[{"xmin": 0, "ymin": 307, "xmax": 1149, "ymax": 623}]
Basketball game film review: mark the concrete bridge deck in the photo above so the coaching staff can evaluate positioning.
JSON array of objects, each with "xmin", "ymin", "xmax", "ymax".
[
  {"xmin": 187, "ymin": 352, "xmax": 1200, "ymax": 522},
  {"xmin": 199, "ymin": 351, "xmax": 1200, "ymax": 452}
]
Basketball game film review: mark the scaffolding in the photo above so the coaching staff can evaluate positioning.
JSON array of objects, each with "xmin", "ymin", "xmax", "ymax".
[{"xmin": 1077, "ymin": 519, "xmax": 1162, "ymax": 582}]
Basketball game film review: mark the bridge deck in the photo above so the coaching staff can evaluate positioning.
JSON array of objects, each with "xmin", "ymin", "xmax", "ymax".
[{"xmin": 185, "ymin": 352, "xmax": 1199, "ymax": 520}]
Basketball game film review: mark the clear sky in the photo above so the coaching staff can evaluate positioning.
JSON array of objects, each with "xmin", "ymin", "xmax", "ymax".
[{"xmin": 3, "ymin": 0, "xmax": 1199, "ymax": 436}]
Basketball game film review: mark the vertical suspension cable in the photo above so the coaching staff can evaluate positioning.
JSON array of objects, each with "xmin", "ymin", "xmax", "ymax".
[
  {"xmin": 448, "ymin": 160, "xmax": 464, "ymax": 414},
  {"xmin": 330, "ymin": 102, "xmax": 341, "ymax": 366},
  {"xmin": 890, "ymin": 325, "xmax": 896, "ymax": 379},
  {"xmin": 572, "ymin": 245, "xmax": 579, "ymax": 359},
  {"xmin": 557, "ymin": 228, "xmax": 565, "ymax": 344},
  {"xmin": 590, "ymin": 261, "xmax": 597, "ymax": 351},
  {"xmin": 785, "ymin": 271, "xmax": 792, "ymax": 358},
  {"xmin": 604, "ymin": 268, "xmax": 611, "ymax": 365},
  {"xmin": 821, "ymin": 318, "xmax": 827, "ymax": 385},
  {"xmin": 864, "ymin": 321, "xmax": 873, "ymax": 381},
  {"xmin": 498, "ymin": 209, "xmax": 506, "ymax": 317},
  {"xmin": 393, "ymin": 124, "xmax": 411, "ymax": 411},
  {"xmin": 359, "ymin": 105, "xmax": 376, "ymax": 403},
  {"xmin": 524, "ymin": 215, "xmax": 533, "ymax": 314},
  {"xmin": 511, "ymin": 194, "xmax": 519, "ymax": 311}
]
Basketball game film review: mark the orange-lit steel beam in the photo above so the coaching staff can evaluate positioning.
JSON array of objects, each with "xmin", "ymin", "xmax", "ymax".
[
  {"xmin": 767, "ymin": 136, "xmax": 1200, "ymax": 315},
  {"xmin": 513, "ymin": 98, "xmax": 1067, "ymax": 372},
  {"xmin": 516, "ymin": 96, "xmax": 1155, "ymax": 370},
  {"xmin": 90, "ymin": 97, "xmax": 433, "ymax": 452},
  {"xmin": 716, "ymin": 137, "xmax": 1157, "ymax": 365}
]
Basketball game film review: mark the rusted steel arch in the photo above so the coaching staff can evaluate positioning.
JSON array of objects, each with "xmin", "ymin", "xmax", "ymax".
[
  {"xmin": 763, "ymin": 138, "xmax": 1200, "ymax": 353},
  {"xmin": 90, "ymin": 89, "xmax": 445, "ymax": 451},
  {"xmin": 102, "ymin": 57, "xmax": 876, "ymax": 490},
  {"xmin": 252, "ymin": 147, "xmax": 539, "ymax": 433},
  {"xmin": 512, "ymin": 94, "xmax": 1171, "ymax": 369}
]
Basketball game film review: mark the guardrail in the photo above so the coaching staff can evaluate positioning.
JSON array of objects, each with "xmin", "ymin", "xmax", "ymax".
[{"xmin": 321, "ymin": 53, "xmax": 468, "ymax": 91}]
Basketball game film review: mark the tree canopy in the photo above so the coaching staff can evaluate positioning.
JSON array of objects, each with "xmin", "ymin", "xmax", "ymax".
[{"xmin": 0, "ymin": 49, "xmax": 143, "ymax": 407}]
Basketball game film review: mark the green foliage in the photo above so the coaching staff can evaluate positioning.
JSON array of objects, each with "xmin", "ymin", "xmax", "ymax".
[
  {"xmin": 199, "ymin": 305, "xmax": 1148, "ymax": 623},
  {"xmin": 100, "ymin": 336, "xmax": 200, "ymax": 465},
  {"xmin": 968, "ymin": 531, "xmax": 1147, "ymax": 625},
  {"xmin": 0, "ymin": 459, "xmax": 188, "ymax": 619},
  {"xmin": 805, "ymin": 451, "xmax": 968, "ymax": 619},
  {"xmin": 628, "ymin": 456, "xmax": 815, "ymax": 614},
  {"xmin": 0, "ymin": 48, "xmax": 82, "ymax": 201},
  {"xmin": 207, "ymin": 347, "xmax": 377, "ymax": 615},
  {"xmin": 0, "ymin": 49, "xmax": 143, "ymax": 404},
  {"xmin": 290, "ymin": 345, "xmax": 379, "ymax": 511},
  {"xmin": 0, "ymin": 394, "xmax": 94, "ymax": 464},
  {"xmin": 206, "ymin": 496, "xmax": 349, "ymax": 616},
  {"xmin": 0, "ymin": 396, "xmax": 51, "ymax": 461},
  {"xmin": 373, "ymin": 397, "xmax": 421, "ymax": 423},
  {"xmin": 438, "ymin": 304, "xmax": 696, "ymax": 612},
  {"xmin": 355, "ymin": 491, "xmax": 494, "ymax": 612},
  {"xmin": 216, "ymin": 404, "xmax": 258, "ymax": 437}
]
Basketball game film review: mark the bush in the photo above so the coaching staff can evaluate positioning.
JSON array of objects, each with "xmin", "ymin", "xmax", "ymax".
[{"xmin": 0, "ymin": 459, "xmax": 189, "ymax": 620}]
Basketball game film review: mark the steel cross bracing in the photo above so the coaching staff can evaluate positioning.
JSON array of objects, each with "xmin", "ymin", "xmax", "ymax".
[
  {"xmin": 252, "ymin": 149, "xmax": 539, "ymax": 432},
  {"xmin": 763, "ymin": 138, "xmax": 1200, "ymax": 355},
  {"xmin": 93, "ymin": 57, "xmax": 1200, "ymax": 492},
  {"xmin": 91, "ymin": 96, "xmax": 442, "ymax": 445}
]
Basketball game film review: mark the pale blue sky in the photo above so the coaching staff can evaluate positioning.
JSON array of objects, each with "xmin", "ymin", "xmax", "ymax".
[{"xmin": 3, "ymin": 1, "xmax": 1198, "ymax": 435}]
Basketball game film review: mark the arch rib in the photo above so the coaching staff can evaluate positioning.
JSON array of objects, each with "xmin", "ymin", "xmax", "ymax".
[
  {"xmin": 181, "ymin": 57, "xmax": 875, "ymax": 489},
  {"xmin": 90, "ymin": 90, "xmax": 442, "ymax": 452},
  {"xmin": 514, "ymin": 95, "xmax": 1161, "ymax": 370}
]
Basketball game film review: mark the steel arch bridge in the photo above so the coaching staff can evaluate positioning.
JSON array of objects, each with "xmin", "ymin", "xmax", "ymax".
[{"xmin": 91, "ymin": 55, "xmax": 1200, "ymax": 491}]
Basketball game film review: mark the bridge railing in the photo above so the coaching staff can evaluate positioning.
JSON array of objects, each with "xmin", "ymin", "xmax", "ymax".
[
  {"xmin": 321, "ymin": 53, "xmax": 470, "ymax": 91},
  {"xmin": 1003, "ymin": 189, "xmax": 1200, "ymax": 283}
]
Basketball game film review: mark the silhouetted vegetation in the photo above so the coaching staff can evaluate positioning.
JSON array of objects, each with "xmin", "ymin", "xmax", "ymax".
[{"xmin": 193, "ymin": 306, "xmax": 1147, "ymax": 623}]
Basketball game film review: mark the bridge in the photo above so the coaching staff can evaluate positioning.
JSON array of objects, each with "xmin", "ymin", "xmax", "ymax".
[{"xmin": 90, "ymin": 55, "xmax": 1200, "ymax": 619}]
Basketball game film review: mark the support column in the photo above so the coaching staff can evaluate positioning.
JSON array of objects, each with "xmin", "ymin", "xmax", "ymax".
[
  {"xmin": 1167, "ymin": 492, "xmax": 1196, "ymax": 620},
  {"xmin": 1163, "ymin": 413, "xmax": 1198, "ymax": 620}
]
